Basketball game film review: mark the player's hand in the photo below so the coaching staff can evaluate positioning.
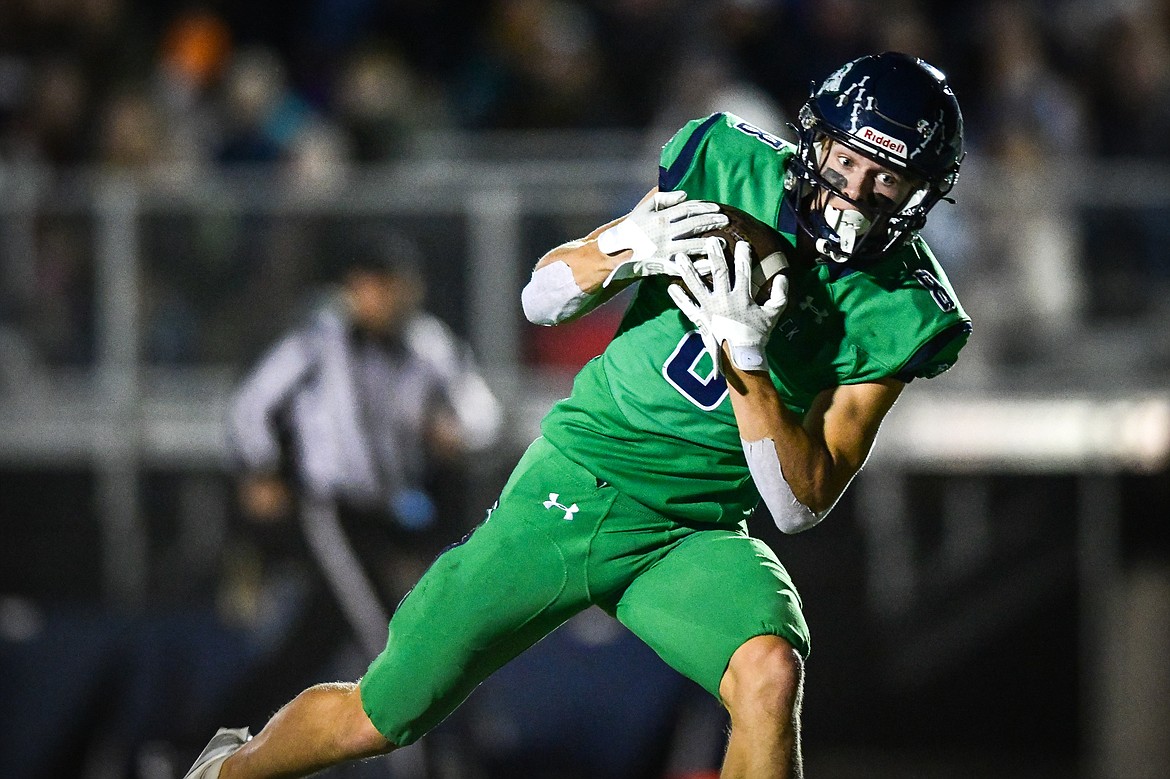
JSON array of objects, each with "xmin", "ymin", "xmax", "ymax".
[
  {"xmin": 668, "ymin": 238, "xmax": 789, "ymax": 373},
  {"xmin": 598, "ymin": 190, "xmax": 728, "ymax": 287}
]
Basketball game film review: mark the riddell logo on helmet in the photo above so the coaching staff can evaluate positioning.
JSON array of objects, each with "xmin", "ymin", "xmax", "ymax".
[{"xmin": 857, "ymin": 126, "xmax": 907, "ymax": 158}]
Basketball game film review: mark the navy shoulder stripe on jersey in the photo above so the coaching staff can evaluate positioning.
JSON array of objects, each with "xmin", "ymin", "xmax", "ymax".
[
  {"xmin": 893, "ymin": 320, "xmax": 972, "ymax": 382},
  {"xmin": 659, "ymin": 113, "xmax": 724, "ymax": 192}
]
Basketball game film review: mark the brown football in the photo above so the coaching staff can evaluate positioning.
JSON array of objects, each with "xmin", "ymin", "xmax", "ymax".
[{"xmin": 688, "ymin": 204, "xmax": 791, "ymax": 303}]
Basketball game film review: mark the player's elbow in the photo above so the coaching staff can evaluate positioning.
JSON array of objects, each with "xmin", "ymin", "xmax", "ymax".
[
  {"xmin": 521, "ymin": 259, "xmax": 597, "ymax": 326},
  {"xmin": 773, "ymin": 515, "xmax": 815, "ymax": 534},
  {"xmin": 770, "ymin": 500, "xmax": 827, "ymax": 534},
  {"xmin": 768, "ymin": 477, "xmax": 844, "ymax": 534},
  {"xmin": 521, "ymin": 283, "xmax": 560, "ymax": 326},
  {"xmin": 744, "ymin": 437, "xmax": 838, "ymax": 534},
  {"xmin": 801, "ymin": 483, "xmax": 839, "ymax": 516}
]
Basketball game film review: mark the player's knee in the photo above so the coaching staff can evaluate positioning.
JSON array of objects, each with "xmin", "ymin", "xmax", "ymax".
[{"xmin": 720, "ymin": 635, "xmax": 804, "ymax": 720}]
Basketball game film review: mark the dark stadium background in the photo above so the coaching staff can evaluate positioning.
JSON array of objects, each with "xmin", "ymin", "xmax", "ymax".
[{"xmin": 2, "ymin": 1, "xmax": 1169, "ymax": 777}]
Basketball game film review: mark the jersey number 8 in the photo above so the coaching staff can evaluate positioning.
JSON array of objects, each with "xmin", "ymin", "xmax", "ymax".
[{"xmin": 663, "ymin": 331, "xmax": 729, "ymax": 410}]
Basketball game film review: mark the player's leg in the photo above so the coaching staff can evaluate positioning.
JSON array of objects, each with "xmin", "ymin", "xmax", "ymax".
[
  {"xmin": 359, "ymin": 437, "xmax": 620, "ymax": 746},
  {"xmin": 610, "ymin": 527, "xmax": 810, "ymax": 779},
  {"xmin": 194, "ymin": 521, "xmax": 577, "ymax": 779},
  {"xmin": 217, "ymin": 682, "xmax": 390, "ymax": 779},
  {"xmin": 190, "ymin": 437, "xmax": 607, "ymax": 779},
  {"xmin": 718, "ymin": 634, "xmax": 805, "ymax": 779}
]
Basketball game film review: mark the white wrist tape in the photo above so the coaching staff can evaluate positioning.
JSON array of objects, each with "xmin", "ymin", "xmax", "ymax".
[
  {"xmin": 596, "ymin": 218, "xmax": 657, "ymax": 262},
  {"xmin": 742, "ymin": 437, "xmax": 831, "ymax": 534},
  {"xmin": 521, "ymin": 260, "xmax": 592, "ymax": 326}
]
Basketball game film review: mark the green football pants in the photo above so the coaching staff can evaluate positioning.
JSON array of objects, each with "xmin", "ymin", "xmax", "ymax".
[{"xmin": 359, "ymin": 436, "xmax": 809, "ymax": 746}]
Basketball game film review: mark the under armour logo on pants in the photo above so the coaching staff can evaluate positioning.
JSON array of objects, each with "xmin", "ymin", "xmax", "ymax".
[{"xmin": 543, "ymin": 493, "xmax": 579, "ymax": 521}]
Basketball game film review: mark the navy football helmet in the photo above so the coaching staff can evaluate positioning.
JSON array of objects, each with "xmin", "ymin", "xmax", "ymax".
[{"xmin": 786, "ymin": 52, "xmax": 965, "ymax": 262}]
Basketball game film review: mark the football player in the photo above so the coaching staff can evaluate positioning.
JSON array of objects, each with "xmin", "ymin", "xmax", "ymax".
[{"xmin": 186, "ymin": 52, "xmax": 969, "ymax": 779}]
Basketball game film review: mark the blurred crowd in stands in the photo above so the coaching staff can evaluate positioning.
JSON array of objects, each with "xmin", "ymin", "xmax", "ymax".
[
  {"xmin": 0, "ymin": 0, "xmax": 1165, "ymax": 174},
  {"xmin": 2, "ymin": 0, "xmax": 1170, "ymax": 377}
]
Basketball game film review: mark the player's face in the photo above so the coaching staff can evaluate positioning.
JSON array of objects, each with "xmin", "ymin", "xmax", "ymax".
[{"xmin": 815, "ymin": 140, "xmax": 920, "ymax": 216}]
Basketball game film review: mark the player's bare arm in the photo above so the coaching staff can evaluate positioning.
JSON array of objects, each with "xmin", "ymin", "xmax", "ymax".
[
  {"xmin": 666, "ymin": 236, "xmax": 884, "ymax": 532},
  {"xmin": 532, "ymin": 204, "xmax": 636, "ymax": 299},
  {"xmin": 522, "ymin": 188, "xmax": 727, "ymax": 325},
  {"xmin": 521, "ymin": 212, "xmax": 638, "ymax": 325},
  {"xmin": 724, "ymin": 362, "xmax": 904, "ymax": 513}
]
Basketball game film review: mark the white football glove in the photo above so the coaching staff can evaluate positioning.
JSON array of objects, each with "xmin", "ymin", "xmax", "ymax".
[
  {"xmin": 667, "ymin": 238, "xmax": 789, "ymax": 373},
  {"xmin": 598, "ymin": 190, "xmax": 728, "ymax": 287}
]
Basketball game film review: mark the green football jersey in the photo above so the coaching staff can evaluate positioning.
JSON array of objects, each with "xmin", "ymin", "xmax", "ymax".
[{"xmin": 541, "ymin": 112, "xmax": 971, "ymax": 526}]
